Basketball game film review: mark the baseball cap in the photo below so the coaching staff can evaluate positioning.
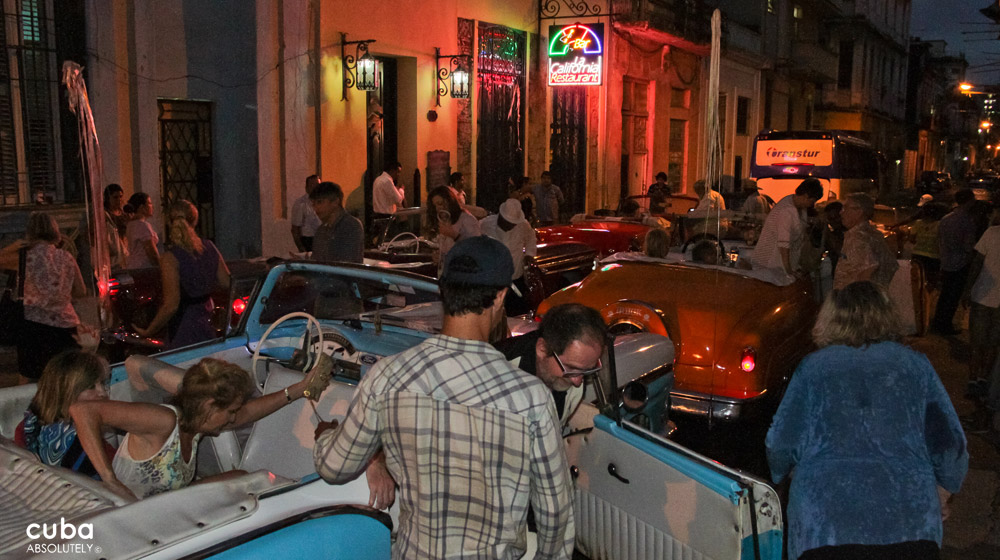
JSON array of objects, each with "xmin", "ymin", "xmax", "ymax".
[
  {"xmin": 918, "ymin": 194, "xmax": 933, "ymax": 207},
  {"xmin": 499, "ymin": 199, "xmax": 526, "ymax": 224},
  {"xmin": 441, "ymin": 236, "xmax": 514, "ymax": 287}
]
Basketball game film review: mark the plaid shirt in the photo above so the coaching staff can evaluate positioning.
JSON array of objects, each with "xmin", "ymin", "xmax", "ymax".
[{"xmin": 314, "ymin": 335, "xmax": 575, "ymax": 559}]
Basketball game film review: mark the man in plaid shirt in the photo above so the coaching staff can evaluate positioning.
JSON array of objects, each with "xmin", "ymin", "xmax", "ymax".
[{"xmin": 314, "ymin": 235, "xmax": 575, "ymax": 559}]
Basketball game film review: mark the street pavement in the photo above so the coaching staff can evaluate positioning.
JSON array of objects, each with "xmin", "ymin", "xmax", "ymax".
[{"xmin": 0, "ymin": 325, "xmax": 998, "ymax": 557}]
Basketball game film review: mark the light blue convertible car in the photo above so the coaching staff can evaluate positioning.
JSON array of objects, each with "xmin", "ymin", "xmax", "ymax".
[{"xmin": 0, "ymin": 262, "xmax": 781, "ymax": 559}]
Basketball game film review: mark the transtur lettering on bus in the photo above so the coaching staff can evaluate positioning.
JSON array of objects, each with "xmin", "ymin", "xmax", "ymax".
[{"xmin": 765, "ymin": 148, "xmax": 821, "ymax": 159}]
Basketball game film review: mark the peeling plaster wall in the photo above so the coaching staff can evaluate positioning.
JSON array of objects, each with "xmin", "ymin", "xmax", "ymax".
[{"xmin": 88, "ymin": 0, "xmax": 261, "ymax": 259}]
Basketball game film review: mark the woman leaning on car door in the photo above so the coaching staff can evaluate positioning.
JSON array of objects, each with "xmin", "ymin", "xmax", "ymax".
[{"xmin": 766, "ymin": 281, "xmax": 968, "ymax": 560}]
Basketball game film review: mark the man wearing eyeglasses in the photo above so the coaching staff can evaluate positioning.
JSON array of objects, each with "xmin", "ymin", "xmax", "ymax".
[
  {"xmin": 495, "ymin": 303, "xmax": 607, "ymax": 427},
  {"xmin": 314, "ymin": 236, "xmax": 575, "ymax": 559}
]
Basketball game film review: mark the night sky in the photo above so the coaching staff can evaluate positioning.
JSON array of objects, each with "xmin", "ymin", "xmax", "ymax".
[{"xmin": 912, "ymin": 0, "xmax": 1000, "ymax": 84}]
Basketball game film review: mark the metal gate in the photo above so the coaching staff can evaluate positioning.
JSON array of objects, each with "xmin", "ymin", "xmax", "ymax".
[
  {"xmin": 157, "ymin": 99, "xmax": 214, "ymax": 240},
  {"xmin": 476, "ymin": 22, "xmax": 525, "ymax": 214},
  {"xmin": 551, "ymin": 86, "xmax": 587, "ymax": 216}
]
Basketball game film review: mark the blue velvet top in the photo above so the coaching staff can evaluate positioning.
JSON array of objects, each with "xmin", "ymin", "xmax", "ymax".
[{"xmin": 766, "ymin": 342, "xmax": 968, "ymax": 559}]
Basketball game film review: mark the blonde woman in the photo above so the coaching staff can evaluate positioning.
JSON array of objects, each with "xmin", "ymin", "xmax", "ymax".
[
  {"xmin": 134, "ymin": 200, "xmax": 229, "ymax": 349},
  {"xmin": 71, "ymin": 358, "xmax": 325, "ymax": 499},
  {"xmin": 15, "ymin": 350, "xmax": 114, "ymax": 478},
  {"xmin": 14, "ymin": 212, "xmax": 86, "ymax": 381},
  {"xmin": 766, "ymin": 281, "xmax": 968, "ymax": 560}
]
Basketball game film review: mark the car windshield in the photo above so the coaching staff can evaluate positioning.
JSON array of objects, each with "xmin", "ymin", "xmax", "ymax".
[{"xmin": 258, "ymin": 269, "xmax": 441, "ymax": 329}]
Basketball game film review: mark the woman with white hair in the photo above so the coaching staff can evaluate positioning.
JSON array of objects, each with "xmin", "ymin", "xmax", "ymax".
[
  {"xmin": 134, "ymin": 200, "xmax": 229, "ymax": 348},
  {"xmin": 767, "ymin": 281, "xmax": 968, "ymax": 559}
]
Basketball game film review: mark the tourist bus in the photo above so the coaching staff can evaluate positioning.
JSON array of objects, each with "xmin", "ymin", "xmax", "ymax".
[{"xmin": 749, "ymin": 130, "xmax": 882, "ymax": 203}]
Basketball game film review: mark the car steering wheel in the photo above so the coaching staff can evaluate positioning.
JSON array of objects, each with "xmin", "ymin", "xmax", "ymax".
[{"xmin": 251, "ymin": 312, "xmax": 324, "ymax": 390}]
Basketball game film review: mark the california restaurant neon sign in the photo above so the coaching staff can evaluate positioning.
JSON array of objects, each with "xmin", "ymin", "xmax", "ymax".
[{"xmin": 548, "ymin": 24, "xmax": 604, "ymax": 86}]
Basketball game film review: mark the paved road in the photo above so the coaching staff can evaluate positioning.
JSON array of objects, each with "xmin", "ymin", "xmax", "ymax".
[{"xmin": 1, "ymin": 326, "xmax": 998, "ymax": 557}]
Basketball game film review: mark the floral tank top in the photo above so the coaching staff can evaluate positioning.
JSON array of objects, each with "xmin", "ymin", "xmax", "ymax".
[{"xmin": 112, "ymin": 405, "xmax": 200, "ymax": 498}]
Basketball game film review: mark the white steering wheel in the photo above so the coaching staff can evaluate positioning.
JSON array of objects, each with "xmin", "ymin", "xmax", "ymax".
[
  {"xmin": 381, "ymin": 231, "xmax": 421, "ymax": 252},
  {"xmin": 250, "ymin": 312, "xmax": 324, "ymax": 390}
]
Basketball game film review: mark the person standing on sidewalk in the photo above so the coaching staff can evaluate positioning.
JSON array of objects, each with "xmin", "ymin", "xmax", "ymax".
[
  {"xmin": 533, "ymin": 171, "xmax": 565, "ymax": 226},
  {"xmin": 290, "ymin": 174, "xmax": 321, "ymax": 252},
  {"xmin": 967, "ymin": 210, "xmax": 1000, "ymax": 400},
  {"xmin": 13, "ymin": 212, "xmax": 86, "ymax": 382},
  {"xmin": 932, "ymin": 189, "xmax": 978, "ymax": 334},
  {"xmin": 768, "ymin": 281, "xmax": 968, "ymax": 560}
]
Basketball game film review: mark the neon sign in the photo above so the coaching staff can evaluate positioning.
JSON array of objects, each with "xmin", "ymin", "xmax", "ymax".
[{"xmin": 548, "ymin": 24, "xmax": 604, "ymax": 86}]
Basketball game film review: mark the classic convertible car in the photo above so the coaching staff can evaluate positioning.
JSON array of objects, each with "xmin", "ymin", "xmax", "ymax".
[
  {"xmin": 100, "ymin": 235, "xmax": 597, "ymax": 361},
  {"xmin": 538, "ymin": 250, "xmax": 820, "ymax": 423},
  {"xmin": 0, "ymin": 261, "xmax": 781, "ymax": 560}
]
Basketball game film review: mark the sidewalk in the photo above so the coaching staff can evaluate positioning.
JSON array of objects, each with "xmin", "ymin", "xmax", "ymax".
[{"xmin": 907, "ymin": 333, "xmax": 1000, "ymax": 560}]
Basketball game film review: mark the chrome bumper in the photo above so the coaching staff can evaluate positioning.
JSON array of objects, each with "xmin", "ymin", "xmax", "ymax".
[{"xmin": 670, "ymin": 389, "xmax": 768, "ymax": 422}]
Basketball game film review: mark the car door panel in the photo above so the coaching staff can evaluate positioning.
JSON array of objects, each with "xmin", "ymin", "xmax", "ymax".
[{"xmin": 565, "ymin": 409, "xmax": 781, "ymax": 560}]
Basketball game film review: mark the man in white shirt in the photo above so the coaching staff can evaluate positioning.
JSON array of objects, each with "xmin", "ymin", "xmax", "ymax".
[
  {"xmin": 968, "ymin": 218, "xmax": 1000, "ymax": 399},
  {"xmin": 751, "ymin": 178, "xmax": 824, "ymax": 277},
  {"xmin": 694, "ymin": 180, "xmax": 726, "ymax": 211},
  {"xmin": 481, "ymin": 198, "xmax": 538, "ymax": 315},
  {"xmin": 291, "ymin": 174, "xmax": 322, "ymax": 252},
  {"xmin": 372, "ymin": 162, "xmax": 405, "ymax": 216}
]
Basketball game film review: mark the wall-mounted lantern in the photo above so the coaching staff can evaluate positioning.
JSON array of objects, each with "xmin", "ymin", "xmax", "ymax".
[
  {"xmin": 341, "ymin": 33, "xmax": 378, "ymax": 100},
  {"xmin": 435, "ymin": 47, "xmax": 472, "ymax": 106}
]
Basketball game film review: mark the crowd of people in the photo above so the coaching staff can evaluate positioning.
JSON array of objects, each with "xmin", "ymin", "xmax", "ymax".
[{"xmin": 3, "ymin": 167, "xmax": 998, "ymax": 559}]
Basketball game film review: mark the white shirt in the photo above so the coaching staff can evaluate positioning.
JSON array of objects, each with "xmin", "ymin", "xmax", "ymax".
[
  {"xmin": 752, "ymin": 194, "xmax": 806, "ymax": 274},
  {"xmin": 695, "ymin": 190, "xmax": 726, "ymax": 211},
  {"xmin": 373, "ymin": 171, "xmax": 404, "ymax": 214},
  {"xmin": 972, "ymin": 226, "xmax": 1000, "ymax": 308},
  {"xmin": 436, "ymin": 212, "xmax": 482, "ymax": 263},
  {"xmin": 125, "ymin": 219, "xmax": 159, "ymax": 269},
  {"xmin": 480, "ymin": 215, "xmax": 538, "ymax": 280},
  {"xmin": 291, "ymin": 193, "xmax": 321, "ymax": 236}
]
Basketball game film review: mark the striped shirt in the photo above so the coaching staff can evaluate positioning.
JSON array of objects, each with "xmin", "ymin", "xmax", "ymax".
[{"xmin": 314, "ymin": 335, "xmax": 575, "ymax": 560}]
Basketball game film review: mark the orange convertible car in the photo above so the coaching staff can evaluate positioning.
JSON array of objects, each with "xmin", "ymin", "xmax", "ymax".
[{"xmin": 538, "ymin": 252, "xmax": 820, "ymax": 422}]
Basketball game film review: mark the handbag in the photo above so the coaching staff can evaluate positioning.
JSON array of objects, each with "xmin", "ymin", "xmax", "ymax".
[{"xmin": 0, "ymin": 248, "xmax": 26, "ymax": 345}]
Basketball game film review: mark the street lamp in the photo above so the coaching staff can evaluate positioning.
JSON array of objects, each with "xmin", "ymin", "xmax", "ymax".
[
  {"xmin": 435, "ymin": 48, "xmax": 472, "ymax": 106},
  {"xmin": 341, "ymin": 33, "xmax": 379, "ymax": 100}
]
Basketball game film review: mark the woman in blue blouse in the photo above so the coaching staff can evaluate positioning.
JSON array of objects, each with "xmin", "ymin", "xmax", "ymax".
[{"xmin": 767, "ymin": 281, "xmax": 968, "ymax": 560}]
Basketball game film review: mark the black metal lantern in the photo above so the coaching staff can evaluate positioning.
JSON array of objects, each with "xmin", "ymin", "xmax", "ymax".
[
  {"xmin": 356, "ymin": 51, "xmax": 379, "ymax": 91},
  {"xmin": 450, "ymin": 65, "xmax": 470, "ymax": 99},
  {"xmin": 341, "ymin": 33, "xmax": 378, "ymax": 100},
  {"xmin": 435, "ymin": 47, "xmax": 472, "ymax": 106}
]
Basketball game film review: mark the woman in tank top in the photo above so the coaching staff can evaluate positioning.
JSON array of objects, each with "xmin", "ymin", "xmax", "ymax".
[{"xmin": 70, "ymin": 358, "xmax": 328, "ymax": 499}]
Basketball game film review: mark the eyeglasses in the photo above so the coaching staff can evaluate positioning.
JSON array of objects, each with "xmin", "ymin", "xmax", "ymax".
[{"xmin": 552, "ymin": 352, "xmax": 603, "ymax": 378}]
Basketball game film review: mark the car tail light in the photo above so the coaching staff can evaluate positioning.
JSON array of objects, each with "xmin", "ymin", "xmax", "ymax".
[
  {"xmin": 108, "ymin": 277, "xmax": 120, "ymax": 297},
  {"xmin": 232, "ymin": 296, "xmax": 248, "ymax": 315},
  {"xmin": 740, "ymin": 347, "xmax": 757, "ymax": 372}
]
